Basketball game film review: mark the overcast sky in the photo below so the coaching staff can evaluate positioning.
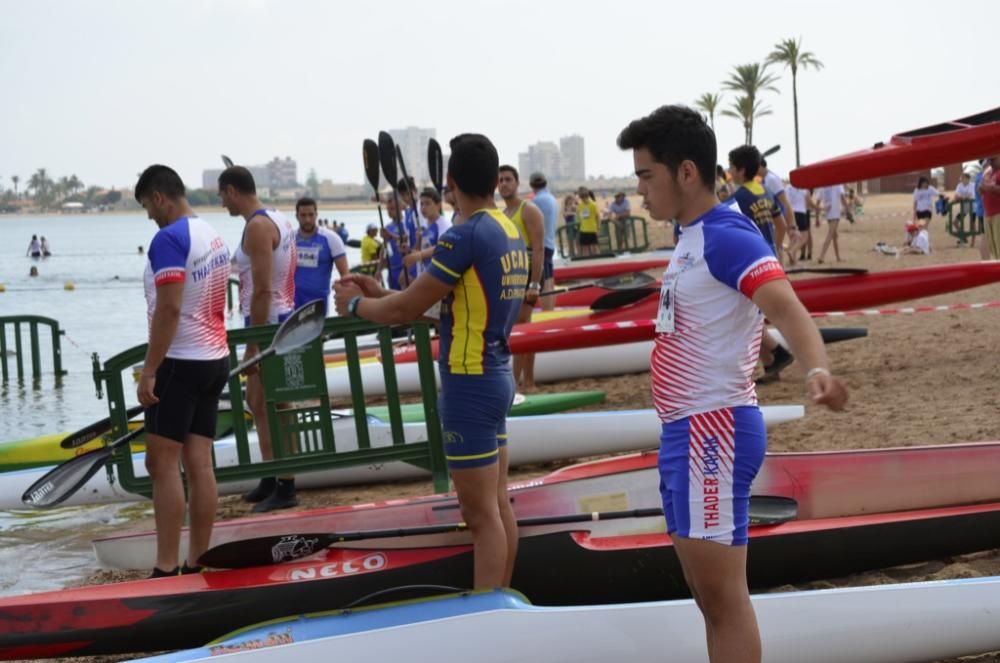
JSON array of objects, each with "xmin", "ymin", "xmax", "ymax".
[{"xmin": 2, "ymin": 0, "xmax": 998, "ymax": 191}]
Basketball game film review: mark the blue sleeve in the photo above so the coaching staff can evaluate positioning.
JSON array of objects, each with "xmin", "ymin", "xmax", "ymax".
[
  {"xmin": 323, "ymin": 229, "xmax": 346, "ymax": 259},
  {"xmin": 148, "ymin": 224, "xmax": 189, "ymax": 275},
  {"xmin": 427, "ymin": 225, "xmax": 473, "ymax": 286},
  {"xmin": 703, "ymin": 217, "xmax": 783, "ymax": 292}
]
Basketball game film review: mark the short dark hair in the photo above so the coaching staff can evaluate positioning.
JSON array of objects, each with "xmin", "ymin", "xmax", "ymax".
[
  {"xmin": 134, "ymin": 164, "xmax": 186, "ymax": 202},
  {"xmin": 218, "ymin": 166, "xmax": 256, "ymax": 195},
  {"xmin": 499, "ymin": 164, "xmax": 519, "ymax": 182},
  {"xmin": 447, "ymin": 134, "xmax": 499, "ymax": 198},
  {"xmin": 728, "ymin": 145, "xmax": 762, "ymax": 180},
  {"xmin": 419, "ymin": 187, "xmax": 441, "ymax": 204},
  {"xmin": 296, "ymin": 196, "xmax": 317, "ymax": 213},
  {"xmin": 760, "ymin": 158, "xmax": 768, "ymax": 168},
  {"xmin": 617, "ymin": 105, "xmax": 716, "ymax": 191},
  {"xmin": 396, "ymin": 176, "xmax": 416, "ymax": 194},
  {"xmin": 917, "ymin": 176, "xmax": 929, "ymax": 187}
]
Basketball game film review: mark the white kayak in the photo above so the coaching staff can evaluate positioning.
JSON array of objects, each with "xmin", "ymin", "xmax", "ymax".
[
  {"xmin": 324, "ymin": 328, "xmax": 825, "ymax": 398},
  {"xmin": 3, "ymin": 405, "xmax": 805, "ymax": 512},
  {"xmin": 138, "ymin": 577, "xmax": 1000, "ymax": 663}
]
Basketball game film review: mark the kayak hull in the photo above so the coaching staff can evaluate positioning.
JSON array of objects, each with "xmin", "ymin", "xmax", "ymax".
[
  {"xmin": 790, "ymin": 106, "xmax": 1000, "ymax": 188},
  {"xmin": 137, "ymin": 579, "xmax": 1000, "ymax": 663},
  {"xmin": 94, "ymin": 439, "xmax": 1000, "ymax": 571},
  {"xmin": 5, "ymin": 501, "xmax": 1000, "ymax": 658}
]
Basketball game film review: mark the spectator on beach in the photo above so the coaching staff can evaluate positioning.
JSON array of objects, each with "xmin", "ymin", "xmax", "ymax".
[
  {"xmin": 786, "ymin": 183, "xmax": 817, "ymax": 261},
  {"xmin": 360, "ymin": 223, "xmax": 382, "ymax": 265},
  {"xmin": 844, "ymin": 188, "xmax": 863, "ymax": 225},
  {"xmin": 716, "ymin": 164, "xmax": 733, "ymax": 201},
  {"xmin": 135, "ymin": 165, "xmax": 231, "ymax": 577},
  {"xmin": 901, "ymin": 221, "xmax": 931, "ymax": 255},
  {"xmin": 981, "ymin": 156, "xmax": 1000, "ymax": 260},
  {"xmin": 727, "ymin": 145, "xmax": 777, "ymax": 253},
  {"xmin": 576, "ymin": 187, "xmax": 601, "ymax": 256},
  {"xmin": 294, "ymin": 196, "xmax": 348, "ymax": 313},
  {"xmin": 913, "ymin": 177, "xmax": 939, "ymax": 224},
  {"xmin": 562, "ymin": 193, "xmax": 578, "ymax": 252},
  {"xmin": 816, "ymin": 184, "xmax": 847, "ymax": 264},
  {"xmin": 758, "ymin": 158, "xmax": 798, "ymax": 264},
  {"xmin": 952, "ymin": 173, "xmax": 979, "ymax": 249},
  {"xmin": 607, "ymin": 191, "xmax": 632, "ymax": 250},
  {"xmin": 974, "ymin": 164, "xmax": 990, "ymax": 259},
  {"xmin": 529, "ymin": 172, "xmax": 559, "ymax": 311},
  {"xmin": 219, "ymin": 165, "xmax": 299, "ymax": 513},
  {"xmin": 26, "ymin": 235, "xmax": 41, "ymax": 258},
  {"xmin": 499, "ymin": 165, "xmax": 544, "ymax": 391}
]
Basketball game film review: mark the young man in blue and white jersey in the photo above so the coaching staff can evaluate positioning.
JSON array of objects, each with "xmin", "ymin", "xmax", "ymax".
[
  {"xmin": 135, "ymin": 165, "xmax": 231, "ymax": 577},
  {"xmin": 403, "ymin": 187, "xmax": 452, "ymax": 273},
  {"xmin": 293, "ymin": 196, "xmax": 348, "ymax": 313},
  {"xmin": 617, "ymin": 105, "xmax": 848, "ymax": 663}
]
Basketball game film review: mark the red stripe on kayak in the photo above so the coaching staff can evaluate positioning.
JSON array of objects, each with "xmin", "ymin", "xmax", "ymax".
[
  {"xmin": 0, "ymin": 641, "xmax": 95, "ymax": 659},
  {"xmin": 0, "ymin": 600, "xmax": 156, "ymax": 635}
]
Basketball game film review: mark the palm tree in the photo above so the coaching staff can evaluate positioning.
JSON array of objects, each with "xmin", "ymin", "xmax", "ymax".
[
  {"xmin": 694, "ymin": 92, "xmax": 724, "ymax": 130},
  {"xmin": 11, "ymin": 175, "xmax": 19, "ymax": 198},
  {"xmin": 721, "ymin": 63, "xmax": 779, "ymax": 145},
  {"xmin": 68, "ymin": 174, "xmax": 83, "ymax": 195},
  {"xmin": 721, "ymin": 95, "xmax": 773, "ymax": 145},
  {"xmin": 767, "ymin": 37, "xmax": 824, "ymax": 167}
]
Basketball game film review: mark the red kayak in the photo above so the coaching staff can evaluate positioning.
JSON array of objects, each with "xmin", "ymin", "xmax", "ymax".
[
  {"xmin": 790, "ymin": 106, "xmax": 1000, "ymax": 188},
  {"xmin": 552, "ymin": 256, "xmax": 668, "ymax": 282},
  {"xmin": 5, "ymin": 499, "xmax": 1000, "ymax": 658},
  {"xmin": 396, "ymin": 262, "xmax": 1000, "ymax": 358}
]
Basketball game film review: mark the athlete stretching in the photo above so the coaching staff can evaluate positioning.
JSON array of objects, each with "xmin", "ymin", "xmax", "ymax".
[
  {"xmin": 334, "ymin": 134, "xmax": 527, "ymax": 588},
  {"xmin": 617, "ymin": 106, "xmax": 848, "ymax": 662}
]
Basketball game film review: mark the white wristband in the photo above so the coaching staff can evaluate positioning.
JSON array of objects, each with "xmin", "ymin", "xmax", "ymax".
[{"xmin": 805, "ymin": 367, "xmax": 831, "ymax": 381}]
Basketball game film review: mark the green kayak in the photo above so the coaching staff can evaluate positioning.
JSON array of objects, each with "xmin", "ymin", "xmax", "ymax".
[{"xmin": 354, "ymin": 390, "xmax": 607, "ymax": 424}]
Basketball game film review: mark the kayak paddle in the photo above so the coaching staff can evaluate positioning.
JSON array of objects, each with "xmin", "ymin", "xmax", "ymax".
[
  {"xmin": 428, "ymin": 138, "xmax": 444, "ymax": 195},
  {"xmin": 785, "ymin": 267, "xmax": 868, "ymax": 275},
  {"xmin": 221, "ymin": 154, "xmax": 235, "ymax": 168},
  {"xmin": 59, "ymin": 404, "xmax": 145, "ymax": 450},
  {"xmin": 589, "ymin": 287, "xmax": 658, "ymax": 311},
  {"xmin": 378, "ymin": 131, "xmax": 410, "ymax": 287},
  {"xmin": 21, "ymin": 299, "xmax": 327, "ymax": 509},
  {"xmin": 198, "ymin": 496, "xmax": 798, "ymax": 569},
  {"xmin": 539, "ymin": 271, "xmax": 655, "ymax": 298}
]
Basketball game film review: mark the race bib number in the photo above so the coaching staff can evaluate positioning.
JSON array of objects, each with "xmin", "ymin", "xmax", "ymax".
[
  {"xmin": 655, "ymin": 274, "xmax": 678, "ymax": 333},
  {"xmin": 297, "ymin": 246, "xmax": 320, "ymax": 268}
]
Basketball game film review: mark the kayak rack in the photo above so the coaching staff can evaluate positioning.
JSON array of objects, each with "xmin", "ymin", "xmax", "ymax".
[
  {"xmin": 0, "ymin": 315, "xmax": 67, "ymax": 384},
  {"xmin": 92, "ymin": 318, "xmax": 449, "ymax": 496}
]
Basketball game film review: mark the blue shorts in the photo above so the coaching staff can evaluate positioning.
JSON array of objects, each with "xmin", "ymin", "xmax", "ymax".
[
  {"xmin": 388, "ymin": 267, "xmax": 404, "ymax": 291},
  {"xmin": 658, "ymin": 406, "xmax": 766, "ymax": 546},
  {"xmin": 542, "ymin": 247, "xmax": 554, "ymax": 282},
  {"xmin": 438, "ymin": 371, "xmax": 515, "ymax": 470}
]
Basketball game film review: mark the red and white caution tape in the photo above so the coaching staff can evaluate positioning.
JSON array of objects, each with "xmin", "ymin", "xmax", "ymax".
[{"xmin": 811, "ymin": 300, "xmax": 1000, "ymax": 319}]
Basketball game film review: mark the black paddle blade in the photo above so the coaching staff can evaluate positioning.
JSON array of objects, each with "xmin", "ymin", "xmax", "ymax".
[
  {"xmin": 362, "ymin": 139, "xmax": 380, "ymax": 191},
  {"xmin": 221, "ymin": 154, "xmax": 235, "ymax": 168},
  {"xmin": 428, "ymin": 139, "xmax": 444, "ymax": 193},
  {"xmin": 818, "ymin": 327, "xmax": 868, "ymax": 344},
  {"xmin": 589, "ymin": 287, "xmax": 658, "ymax": 311},
  {"xmin": 199, "ymin": 532, "xmax": 338, "ymax": 569},
  {"xmin": 378, "ymin": 132, "xmax": 398, "ymax": 186},
  {"xmin": 270, "ymin": 299, "xmax": 327, "ymax": 356},
  {"xmin": 60, "ymin": 404, "xmax": 144, "ymax": 449},
  {"xmin": 762, "ymin": 144, "xmax": 781, "ymax": 158},
  {"xmin": 748, "ymin": 495, "xmax": 798, "ymax": 525},
  {"xmin": 786, "ymin": 267, "xmax": 868, "ymax": 276}
]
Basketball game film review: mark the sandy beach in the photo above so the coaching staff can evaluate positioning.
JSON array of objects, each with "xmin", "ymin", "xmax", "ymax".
[{"xmin": 40, "ymin": 192, "xmax": 1000, "ymax": 662}]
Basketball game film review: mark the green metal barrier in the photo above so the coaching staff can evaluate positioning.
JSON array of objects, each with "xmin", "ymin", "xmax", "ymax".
[
  {"xmin": 946, "ymin": 200, "xmax": 981, "ymax": 246},
  {"xmin": 0, "ymin": 315, "xmax": 67, "ymax": 382},
  {"xmin": 556, "ymin": 216, "xmax": 649, "ymax": 259},
  {"xmin": 91, "ymin": 316, "xmax": 449, "ymax": 497}
]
